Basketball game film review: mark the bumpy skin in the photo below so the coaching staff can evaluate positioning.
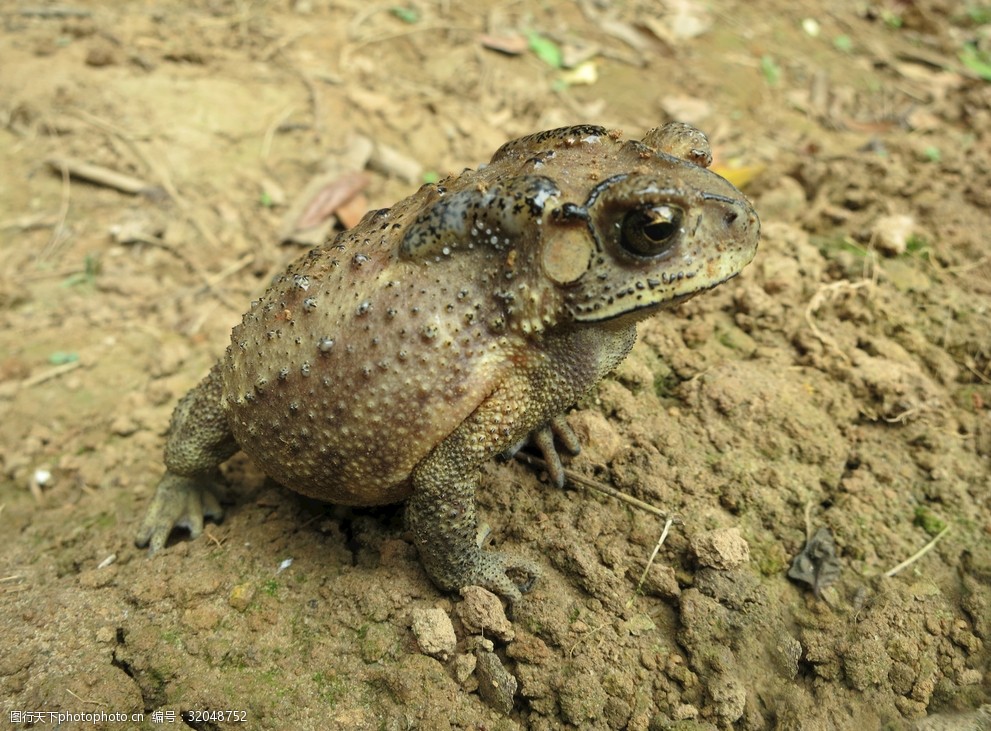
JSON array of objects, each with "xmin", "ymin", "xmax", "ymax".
[{"xmin": 137, "ymin": 123, "xmax": 760, "ymax": 602}]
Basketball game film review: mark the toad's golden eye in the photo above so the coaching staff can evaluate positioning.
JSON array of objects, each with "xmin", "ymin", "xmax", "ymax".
[{"xmin": 620, "ymin": 205, "xmax": 682, "ymax": 258}]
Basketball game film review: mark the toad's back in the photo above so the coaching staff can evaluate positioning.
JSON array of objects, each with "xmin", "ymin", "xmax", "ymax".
[{"xmin": 222, "ymin": 197, "xmax": 505, "ymax": 505}]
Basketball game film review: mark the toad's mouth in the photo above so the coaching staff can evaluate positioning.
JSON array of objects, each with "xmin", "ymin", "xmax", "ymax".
[{"xmin": 575, "ymin": 271, "xmax": 743, "ymax": 325}]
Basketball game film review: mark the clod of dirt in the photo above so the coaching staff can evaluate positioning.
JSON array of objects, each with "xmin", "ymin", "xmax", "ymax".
[
  {"xmin": 690, "ymin": 526, "xmax": 751, "ymax": 569},
  {"xmin": 457, "ymin": 586, "xmax": 515, "ymax": 642},
  {"xmin": 709, "ymin": 672, "xmax": 748, "ymax": 724},
  {"xmin": 557, "ymin": 666, "xmax": 608, "ymax": 725},
  {"xmin": 410, "ymin": 606, "xmax": 457, "ymax": 660},
  {"xmin": 568, "ymin": 409, "xmax": 622, "ymax": 464},
  {"xmin": 506, "ymin": 631, "xmax": 551, "ymax": 665},
  {"xmin": 84, "ymin": 42, "xmax": 118, "ymax": 68},
  {"xmin": 475, "ymin": 651, "xmax": 517, "ymax": 715},
  {"xmin": 452, "ymin": 653, "xmax": 477, "ymax": 685}
]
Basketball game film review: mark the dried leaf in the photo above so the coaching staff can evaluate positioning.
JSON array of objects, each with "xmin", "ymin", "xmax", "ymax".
[
  {"xmin": 788, "ymin": 526, "xmax": 841, "ymax": 597},
  {"xmin": 558, "ymin": 60, "xmax": 598, "ymax": 87},
  {"xmin": 602, "ymin": 18, "xmax": 653, "ymax": 53},
  {"xmin": 560, "ymin": 42, "xmax": 599, "ymax": 69},
  {"xmin": 479, "ymin": 33, "xmax": 528, "ymax": 56},
  {"xmin": 335, "ymin": 192, "xmax": 369, "ymax": 230},
  {"xmin": 280, "ymin": 171, "xmax": 370, "ymax": 243},
  {"xmin": 711, "ymin": 164, "xmax": 763, "ymax": 189},
  {"xmin": 295, "ymin": 172, "xmax": 370, "ymax": 230}
]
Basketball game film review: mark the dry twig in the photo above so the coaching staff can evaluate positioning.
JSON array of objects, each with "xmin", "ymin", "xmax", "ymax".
[
  {"xmin": 883, "ymin": 525, "xmax": 950, "ymax": 578},
  {"xmin": 45, "ymin": 157, "xmax": 153, "ymax": 195},
  {"xmin": 40, "ymin": 158, "xmax": 72, "ymax": 263},
  {"xmin": 66, "ymin": 688, "xmax": 105, "ymax": 707},
  {"xmin": 514, "ymin": 452, "xmax": 668, "ymax": 519},
  {"xmin": 628, "ymin": 517, "xmax": 675, "ymax": 606},
  {"xmin": 22, "ymin": 360, "xmax": 83, "ymax": 388}
]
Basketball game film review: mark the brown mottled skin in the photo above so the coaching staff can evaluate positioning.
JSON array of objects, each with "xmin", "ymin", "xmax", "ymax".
[{"xmin": 137, "ymin": 122, "xmax": 760, "ymax": 602}]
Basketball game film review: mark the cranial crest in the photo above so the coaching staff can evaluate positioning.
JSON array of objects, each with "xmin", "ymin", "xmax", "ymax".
[{"xmin": 401, "ymin": 175, "xmax": 561, "ymax": 261}]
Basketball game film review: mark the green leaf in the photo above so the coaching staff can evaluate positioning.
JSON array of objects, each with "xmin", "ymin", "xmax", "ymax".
[
  {"xmin": 390, "ymin": 6, "xmax": 420, "ymax": 24},
  {"xmin": 881, "ymin": 10, "xmax": 903, "ymax": 28},
  {"xmin": 913, "ymin": 506, "xmax": 946, "ymax": 537},
  {"xmin": 48, "ymin": 351, "xmax": 79, "ymax": 365},
  {"xmin": 967, "ymin": 5, "xmax": 991, "ymax": 24},
  {"xmin": 760, "ymin": 55, "xmax": 781, "ymax": 86},
  {"xmin": 959, "ymin": 43, "xmax": 991, "ymax": 81},
  {"xmin": 527, "ymin": 31, "xmax": 562, "ymax": 69},
  {"xmin": 833, "ymin": 34, "xmax": 853, "ymax": 52},
  {"xmin": 905, "ymin": 234, "xmax": 930, "ymax": 255}
]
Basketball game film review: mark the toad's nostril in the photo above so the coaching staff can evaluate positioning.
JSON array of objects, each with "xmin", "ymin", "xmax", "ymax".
[{"xmin": 723, "ymin": 210, "xmax": 739, "ymax": 227}]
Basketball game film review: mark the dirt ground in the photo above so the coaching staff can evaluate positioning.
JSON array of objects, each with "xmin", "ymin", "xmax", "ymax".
[{"xmin": 2, "ymin": 1, "xmax": 990, "ymax": 729}]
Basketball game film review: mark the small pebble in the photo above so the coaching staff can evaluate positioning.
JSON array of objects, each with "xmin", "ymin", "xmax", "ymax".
[
  {"xmin": 110, "ymin": 414, "xmax": 139, "ymax": 437},
  {"xmin": 871, "ymin": 213, "xmax": 915, "ymax": 256},
  {"xmin": 228, "ymin": 582, "xmax": 256, "ymax": 612}
]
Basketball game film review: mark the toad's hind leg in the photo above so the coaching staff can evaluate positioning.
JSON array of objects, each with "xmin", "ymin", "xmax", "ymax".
[
  {"xmin": 136, "ymin": 363, "xmax": 238, "ymax": 553},
  {"xmin": 407, "ymin": 387, "xmax": 544, "ymax": 604}
]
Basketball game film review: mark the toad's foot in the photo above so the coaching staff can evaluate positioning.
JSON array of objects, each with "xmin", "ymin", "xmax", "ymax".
[
  {"xmin": 412, "ymin": 511, "xmax": 540, "ymax": 604},
  {"xmin": 503, "ymin": 414, "xmax": 581, "ymax": 488},
  {"xmin": 427, "ymin": 545, "xmax": 540, "ymax": 605},
  {"xmin": 469, "ymin": 550, "xmax": 541, "ymax": 605},
  {"xmin": 135, "ymin": 472, "xmax": 224, "ymax": 554}
]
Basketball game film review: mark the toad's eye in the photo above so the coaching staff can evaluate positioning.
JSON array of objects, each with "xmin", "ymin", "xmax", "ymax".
[{"xmin": 620, "ymin": 205, "xmax": 682, "ymax": 257}]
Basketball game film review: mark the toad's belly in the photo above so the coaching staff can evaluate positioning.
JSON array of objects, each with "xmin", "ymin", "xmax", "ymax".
[{"xmin": 220, "ymin": 342, "xmax": 502, "ymax": 506}]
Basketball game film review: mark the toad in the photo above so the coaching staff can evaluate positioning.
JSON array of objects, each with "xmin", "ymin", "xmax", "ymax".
[{"xmin": 136, "ymin": 122, "xmax": 760, "ymax": 602}]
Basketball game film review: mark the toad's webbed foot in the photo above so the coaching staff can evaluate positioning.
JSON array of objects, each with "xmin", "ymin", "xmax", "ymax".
[
  {"xmin": 418, "ymin": 537, "xmax": 540, "ymax": 605},
  {"xmin": 502, "ymin": 414, "xmax": 581, "ymax": 488},
  {"xmin": 135, "ymin": 472, "xmax": 224, "ymax": 554},
  {"xmin": 466, "ymin": 550, "xmax": 540, "ymax": 605}
]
